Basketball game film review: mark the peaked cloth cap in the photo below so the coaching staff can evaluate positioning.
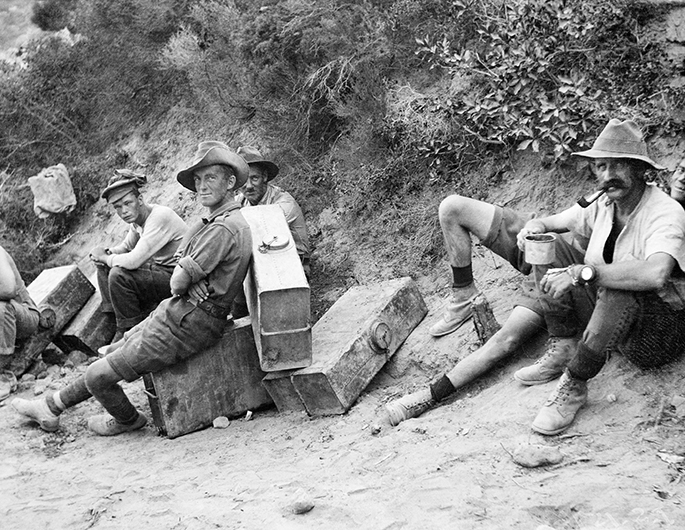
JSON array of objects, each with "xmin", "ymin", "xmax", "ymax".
[
  {"xmin": 177, "ymin": 141, "xmax": 249, "ymax": 192},
  {"xmin": 572, "ymin": 119, "xmax": 664, "ymax": 170},
  {"xmin": 236, "ymin": 146, "xmax": 280, "ymax": 181},
  {"xmin": 102, "ymin": 169, "xmax": 147, "ymax": 202}
]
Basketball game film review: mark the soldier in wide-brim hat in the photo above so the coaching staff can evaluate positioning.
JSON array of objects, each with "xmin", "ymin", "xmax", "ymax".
[
  {"xmin": 13, "ymin": 141, "xmax": 252, "ymax": 437},
  {"xmin": 385, "ymin": 119, "xmax": 685, "ymax": 440}
]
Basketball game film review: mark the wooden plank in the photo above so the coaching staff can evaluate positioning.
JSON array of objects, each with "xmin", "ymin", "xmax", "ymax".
[
  {"xmin": 291, "ymin": 277, "xmax": 427, "ymax": 416},
  {"xmin": 54, "ymin": 290, "xmax": 116, "ymax": 355},
  {"xmin": 241, "ymin": 205, "xmax": 312, "ymax": 372},
  {"xmin": 11, "ymin": 265, "xmax": 94, "ymax": 376},
  {"xmin": 472, "ymin": 293, "xmax": 500, "ymax": 345},
  {"xmin": 261, "ymin": 370, "xmax": 306, "ymax": 413},
  {"xmin": 145, "ymin": 317, "xmax": 274, "ymax": 439}
]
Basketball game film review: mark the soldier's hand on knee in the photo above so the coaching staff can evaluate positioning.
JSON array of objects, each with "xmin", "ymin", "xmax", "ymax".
[{"xmin": 540, "ymin": 267, "xmax": 574, "ymax": 299}]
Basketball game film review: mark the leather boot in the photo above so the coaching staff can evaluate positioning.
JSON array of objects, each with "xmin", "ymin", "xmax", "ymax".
[
  {"xmin": 429, "ymin": 288, "xmax": 479, "ymax": 337},
  {"xmin": 531, "ymin": 371, "xmax": 587, "ymax": 435},
  {"xmin": 514, "ymin": 337, "xmax": 577, "ymax": 385},
  {"xmin": 386, "ymin": 388, "xmax": 436, "ymax": 426}
]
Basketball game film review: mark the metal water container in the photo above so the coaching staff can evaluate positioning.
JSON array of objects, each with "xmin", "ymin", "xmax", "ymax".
[{"xmin": 241, "ymin": 204, "xmax": 312, "ymax": 371}]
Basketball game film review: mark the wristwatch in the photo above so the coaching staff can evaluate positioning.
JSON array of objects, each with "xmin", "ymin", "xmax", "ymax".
[{"xmin": 578, "ymin": 265, "xmax": 597, "ymax": 285}]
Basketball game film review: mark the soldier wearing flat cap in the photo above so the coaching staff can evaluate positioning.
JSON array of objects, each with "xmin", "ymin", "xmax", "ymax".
[
  {"xmin": 90, "ymin": 169, "xmax": 187, "ymax": 341},
  {"xmin": 14, "ymin": 142, "xmax": 252, "ymax": 436}
]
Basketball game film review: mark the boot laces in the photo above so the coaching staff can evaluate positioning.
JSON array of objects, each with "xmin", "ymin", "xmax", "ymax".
[
  {"xmin": 535, "ymin": 338, "xmax": 562, "ymax": 366},
  {"xmin": 549, "ymin": 376, "xmax": 574, "ymax": 406},
  {"xmin": 537, "ymin": 337, "xmax": 573, "ymax": 366}
]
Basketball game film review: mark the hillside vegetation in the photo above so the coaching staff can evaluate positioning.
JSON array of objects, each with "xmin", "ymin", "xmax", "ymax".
[{"xmin": 1, "ymin": 0, "xmax": 683, "ymax": 297}]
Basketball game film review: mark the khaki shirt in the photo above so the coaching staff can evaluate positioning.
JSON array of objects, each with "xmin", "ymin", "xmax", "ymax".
[{"xmin": 176, "ymin": 201, "xmax": 252, "ymax": 310}]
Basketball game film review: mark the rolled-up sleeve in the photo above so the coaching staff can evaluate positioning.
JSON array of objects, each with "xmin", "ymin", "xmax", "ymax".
[{"xmin": 178, "ymin": 224, "xmax": 235, "ymax": 282}]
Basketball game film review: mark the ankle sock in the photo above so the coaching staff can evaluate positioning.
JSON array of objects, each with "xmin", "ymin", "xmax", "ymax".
[
  {"xmin": 451, "ymin": 265, "xmax": 473, "ymax": 289},
  {"xmin": 430, "ymin": 375, "xmax": 455, "ymax": 402},
  {"xmin": 45, "ymin": 392, "xmax": 64, "ymax": 416}
]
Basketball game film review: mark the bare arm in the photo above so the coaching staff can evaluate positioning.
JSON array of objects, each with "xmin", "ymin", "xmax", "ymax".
[
  {"xmin": 169, "ymin": 265, "xmax": 192, "ymax": 296},
  {"xmin": 0, "ymin": 248, "xmax": 18, "ymax": 300},
  {"xmin": 541, "ymin": 252, "xmax": 676, "ymax": 299},
  {"xmin": 516, "ymin": 206, "xmax": 578, "ymax": 250},
  {"xmin": 595, "ymin": 252, "xmax": 675, "ymax": 291}
]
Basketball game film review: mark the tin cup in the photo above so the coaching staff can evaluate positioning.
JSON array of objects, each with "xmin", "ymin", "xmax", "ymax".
[{"xmin": 524, "ymin": 233, "xmax": 557, "ymax": 265}]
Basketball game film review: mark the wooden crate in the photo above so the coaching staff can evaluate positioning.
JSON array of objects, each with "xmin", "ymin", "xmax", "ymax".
[
  {"xmin": 54, "ymin": 291, "xmax": 116, "ymax": 355},
  {"xmin": 261, "ymin": 370, "xmax": 307, "ymax": 413},
  {"xmin": 241, "ymin": 205, "xmax": 311, "ymax": 372},
  {"xmin": 291, "ymin": 277, "xmax": 427, "ymax": 416},
  {"xmin": 144, "ymin": 317, "xmax": 274, "ymax": 439},
  {"xmin": 11, "ymin": 265, "xmax": 94, "ymax": 376}
]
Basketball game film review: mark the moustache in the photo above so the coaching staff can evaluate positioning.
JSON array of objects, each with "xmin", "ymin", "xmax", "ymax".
[{"xmin": 600, "ymin": 181, "xmax": 627, "ymax": 191}]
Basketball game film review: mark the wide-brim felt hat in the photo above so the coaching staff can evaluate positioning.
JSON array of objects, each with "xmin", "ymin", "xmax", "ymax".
[
  {"xmin": 236, "ymin": 145, "xmax": 279, "ymax": 181},
  {"xmin": 572, "ymin": 118, "xmax": 665, "ymax": 170},
  {"xmin": 177, "ymin": 141, "xmax": 250, "ymax": 192},
  {"xmin": 102, "ymin": 169, "xmax": 147, "ymax": 202}
]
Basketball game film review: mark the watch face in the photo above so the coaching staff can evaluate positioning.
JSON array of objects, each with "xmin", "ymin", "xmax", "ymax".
[{"xmin": 581, "ymin": 266, "xmax": 594, "ymax": 281}]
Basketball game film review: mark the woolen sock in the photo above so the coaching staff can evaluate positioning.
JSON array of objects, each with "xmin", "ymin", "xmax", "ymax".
[
  {"xmin": 430, "ymin": 374, "xmax": 456, "ymax": 402},
  {"xmin": 451, "ymin": 265, "xmax": 474, "ymax": 289},
  {"xmin": 59, "ymin": 374, "xmax": 92, "ymax": 409}
]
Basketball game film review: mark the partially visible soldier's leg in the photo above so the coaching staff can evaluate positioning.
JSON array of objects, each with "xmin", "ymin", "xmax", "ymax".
[
  {"xmin": 430, "ymin": 195, "xmax": 530, "ymax": 337},
  {"xmin": 532, "ymin": 289, "xmax": 639, "ymax": 435},
  {"xmin": 108, "ymin": 265, "xmax": 172, "ymax": 337},
  {"xmin": 387, "ymin": 305, "xmax": 545, "ymax": 426}
]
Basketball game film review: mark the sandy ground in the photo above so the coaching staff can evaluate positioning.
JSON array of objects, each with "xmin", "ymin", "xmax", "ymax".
[{"xmin": 2, "ymin": 248, "xmax": 684, "ymax": 530}]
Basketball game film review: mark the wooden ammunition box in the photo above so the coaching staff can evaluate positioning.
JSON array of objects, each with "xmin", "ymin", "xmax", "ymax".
[
  {"xmin": 54, "ymin": 291, "xmax": 116, "ymax": 355},
  {"xmin": 261, "ymin": 369, "xmax": 307, "ymax": 413},
  {"xmin": 145, "ymin": 317, "xmax": 274, "ymax": 439},
  {"xmin": 11, "ymin": 265, "xmax": 94, "ymax": 376},
  {"xmin": 241, "ymin": 205, "xmax": 312, "ymax": 372},
  {"xmin": 290, "ymin": 277, "xmax": 427, "ymax": 416}
]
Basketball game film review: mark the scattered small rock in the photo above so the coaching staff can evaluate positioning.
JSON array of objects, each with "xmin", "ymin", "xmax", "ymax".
[
  {"xmin": 33, "ymin": 381, "xmax": 48, "ymax": 396},
  {"xmin": 213, "ymin": 416, "xmax": 230, "ymax": 429},
  {"xmin": 606, "ymin": 393, "xmax": 617, "ymax": 403},
  {"xmin": 291, "ymin": 499, "xmax": 315, "ymax": 515},
  {"xmin": 21, "ymin": 373, "xmax": 36, "ymax": 383},
  {"xmin": 672, "ymin": 395, "xmax": 685, "ymax": 418},
  {"xmin": 512, "ymin": 444, "xmax": 563, "ymax": 468},
  {"xmin": 289, "ymin": 490, "xmax": 315, "ymax": 515},
  {"xmin": 42, "ymin": 348, "xmax": 67, "ymax": 366},
  {"xmin": 370, "ymin": 424, "xmax": 381, "ymax": 435},
  {"xmin": 244, "ymin": 410, "xmax": 253, "ymax": 421},
  {"xmin": 68, "ymin": 351, "xmax": 88, "ymax": 366}
]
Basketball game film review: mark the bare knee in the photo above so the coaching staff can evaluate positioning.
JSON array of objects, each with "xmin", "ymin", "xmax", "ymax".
[
  {"xmin": 85, "ymin": 358, "xmax": 121, "ymax": 393},
  {"xmin": 438, "ymin": 195, "xmax": 469, "ymax": 227}
]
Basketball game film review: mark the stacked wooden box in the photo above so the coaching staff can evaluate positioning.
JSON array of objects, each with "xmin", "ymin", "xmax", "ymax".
[
  {"xmin": 11, "ymin": 265, "xmax": 94, "ymax": 376},
  {"xmin": 262, "ymin": 276, "xmax": 427, "ymax": 415}
]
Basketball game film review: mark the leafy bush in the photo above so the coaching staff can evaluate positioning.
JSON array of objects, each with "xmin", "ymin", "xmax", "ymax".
[
  {"xmin": 414, "ymin": 0, "xmax": 676, "ymax": 166},
  {"xmin": 31, "ymin": 0, "xmax": 77, "ymax": 31}
]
